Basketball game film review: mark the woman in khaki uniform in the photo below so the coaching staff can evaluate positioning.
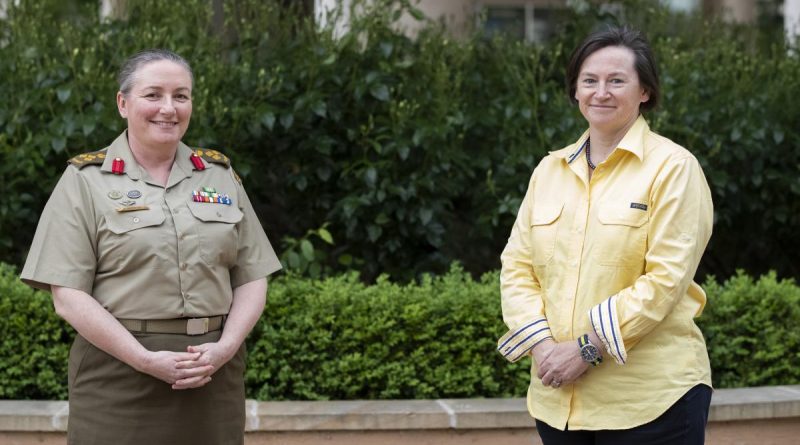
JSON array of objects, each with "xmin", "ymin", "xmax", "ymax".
[{"xmin": 21, "ymin": 49, "xmax": 281, "ymax": 444}]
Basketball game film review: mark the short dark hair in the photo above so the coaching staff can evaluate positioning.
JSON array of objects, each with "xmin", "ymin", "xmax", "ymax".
[
  {"xmin": 566, "ymin": 25, "xmax": 660, "ymax": 112},
  {"xmin": 117, "ymin": 49, "xmax": 193, "ymax": 95}
]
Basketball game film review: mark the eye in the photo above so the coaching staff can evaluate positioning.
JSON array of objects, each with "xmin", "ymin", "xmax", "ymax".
[
  {"xmin": 143, "ymin": 92, "xmax": 160, "ymax": 99},
  {"xmin": 582, "ymin": 78, "xmax": 597, "ymax": 85},
  {"xmin": 610, "ymin": 78, "xmax": 625, "ymax": 84},
  {"xmin": 175, "ymin": 94, "xmax": 191, "ymax": 101}
]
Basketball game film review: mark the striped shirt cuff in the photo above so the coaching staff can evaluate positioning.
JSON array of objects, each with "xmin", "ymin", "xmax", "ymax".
[
  {"xmin": 497, "ymin": 317, "xmax": 553, "ymax": 363},
  {"xmin": 589, "ymin": 295, "xmax": 627, "ymax": 364}
]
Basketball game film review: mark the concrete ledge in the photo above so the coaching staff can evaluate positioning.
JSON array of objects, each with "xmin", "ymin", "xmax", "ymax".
[{"xmin": 1, "ymin": 385, "xmax": 798, "ymax": 434}]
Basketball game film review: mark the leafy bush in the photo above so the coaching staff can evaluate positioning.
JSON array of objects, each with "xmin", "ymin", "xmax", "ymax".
[
  {"xmin": 1, "ymin": 263, "xmax": 798, "ymax": 400},
  {"xmin": 698, "ymin": 271, "xmax": 800, "ymax": 388},
  {"xmin": 245, "ymin": 265, "xmax": 527, "ymax": 400},
  {"xmin": 0, "ymin": 263, "xmax": 70, "ymax": 399},
  {"xmin": 1, "ymin": 0, "xmax": 798, "ymax": 280}
]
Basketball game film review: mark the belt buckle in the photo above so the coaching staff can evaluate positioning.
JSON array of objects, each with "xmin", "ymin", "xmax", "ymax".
[{"xmin": 187, "ymin": 318, "xmax": 209, "ymax": 335}]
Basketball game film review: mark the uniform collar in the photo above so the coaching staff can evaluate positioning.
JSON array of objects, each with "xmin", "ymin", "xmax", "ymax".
[
  {"xmin": 100, "ymin": 131, "xmax": 205, "ymax": 187},
  {"xmin": 101, "ymin": 131, "xmax": 142, "ymax": 180},
  {"xmin": 551, "ymin": 115, "xmax": 649, "ymax": 164}
]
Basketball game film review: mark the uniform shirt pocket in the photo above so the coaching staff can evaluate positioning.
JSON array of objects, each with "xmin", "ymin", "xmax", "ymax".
[
  {"xmin": 106, "ymin": 207, "xmax": 166, "ymax": 234},
  {"xmin": 596, "ymin": 202, "xmax": 649, "ymax": 266},
  {"xmin": 187, "ymin": 201, "xmax": 244, "ymax": 266},
  {"xmin": 100, "ymin": 207, "xmax": 168, "ymax": 269},
  {"xmin": 529, "ymin": 202, "xmax": 563, "ymax": 266}
]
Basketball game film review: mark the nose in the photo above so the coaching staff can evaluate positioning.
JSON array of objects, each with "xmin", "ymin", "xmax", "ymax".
[
  {"xmin": 159, "ymin": 97, "xmax": 177, "ymax": 114},
  {"xmin": 595, "ymin": 82, "xmax": 610, "ymax": 99}
]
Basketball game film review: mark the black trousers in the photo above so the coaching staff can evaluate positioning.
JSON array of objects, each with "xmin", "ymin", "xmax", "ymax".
[{"xmin": 536, "ymin": 384, "xmax": 712, "ymax": 445}]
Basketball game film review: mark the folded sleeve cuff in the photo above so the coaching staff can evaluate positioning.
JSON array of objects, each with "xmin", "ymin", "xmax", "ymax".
[
  {"xmin": 497, "ymin": 317, "xmax": 552, "ymax": 363},
  {"xmin": 589, "ymin": 295, "xmax": 627, "ymax": 364}
]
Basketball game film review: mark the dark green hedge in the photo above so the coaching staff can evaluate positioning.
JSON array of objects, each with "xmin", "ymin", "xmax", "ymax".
[
  {"xmin": 1, "ymin": 263, "xmax": 798, "ymax": 401},
  {"xmin": 1, "ymin": 0, "xmax": 799, "ymax": 281}
]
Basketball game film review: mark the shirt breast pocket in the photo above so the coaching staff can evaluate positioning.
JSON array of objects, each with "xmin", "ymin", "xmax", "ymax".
[
  {"xmin": 596, "ymin": 203, "xmax": 649, "ymax": 267},
  {"xmin": 102, "ymin": 208, "xmax": 168, "ymax": 267},
  {"xmin": 106, "ymin": 208, "xmax": 166, "ymax": 235},
  {"xmin": 187, "ymin": 201, "xmax": 244, "ymax": 266},
  {"xmin": 529, "ymin": 203, "xmax": 563, "ymax": 266}
]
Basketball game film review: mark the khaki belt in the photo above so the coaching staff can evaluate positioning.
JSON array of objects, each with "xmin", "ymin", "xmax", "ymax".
[{"xmin": 118, "ymin": 316, "xmax": 225, "ymax": 335}]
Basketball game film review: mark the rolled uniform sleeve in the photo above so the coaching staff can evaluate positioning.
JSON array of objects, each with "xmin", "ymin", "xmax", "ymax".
[
  {"xmin": 498, "ymin": 171, "xmax": 553, "ymax": 362},
  {"xmin": 21, "ymin": 166, "xmax": 97, "ymax": 294},
  {"xmin": 589, "ymin": 155, "xmax": 713, "ymax": 364},
  {"xmin": 229, "ymin": 170, "xmax": 282, "ymax": 288}
]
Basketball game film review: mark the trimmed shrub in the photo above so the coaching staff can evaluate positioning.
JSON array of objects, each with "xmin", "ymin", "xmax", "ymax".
[
  {"xmin": 0, "ymin": 263, "xmax": 70, "ymax": 399},
  {"xmin": 1, "ymin": 263, "xmax": 798, "ymax": 400},
  {"xmin": 698, "ymin": 271, "xmax": 800, "ymax": 388}
]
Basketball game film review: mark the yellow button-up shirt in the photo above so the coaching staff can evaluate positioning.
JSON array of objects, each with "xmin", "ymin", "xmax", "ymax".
[{"xmin": 498, "ymin": 116, "xmax": 713, "ymax": 430}]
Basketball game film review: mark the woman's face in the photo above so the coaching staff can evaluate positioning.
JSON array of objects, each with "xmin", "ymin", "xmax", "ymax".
[
  {"xmin": 574, "ymin": 45, "xmax": 649, "ymax": 135},
  {"xmin": 117, "ymin": 60, "xmax": 192, "ymax": 149}
]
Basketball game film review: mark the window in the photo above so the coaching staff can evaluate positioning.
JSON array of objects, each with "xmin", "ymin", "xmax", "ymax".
[{"xmin": 480, "ymin": 1, "xmax": 560, "ymax": 43}]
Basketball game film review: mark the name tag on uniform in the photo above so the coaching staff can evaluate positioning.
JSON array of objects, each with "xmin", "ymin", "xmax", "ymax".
[{"xmin": 116, "ymin": 205, "xmax": 150, "ymax": 212}]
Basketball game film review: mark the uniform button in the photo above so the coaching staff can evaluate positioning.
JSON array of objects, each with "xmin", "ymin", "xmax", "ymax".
[
  {"xmin": 180, "ymin": 262, "xmax": 188, "ymax": 270},
  {"xmin": 179, "ymin": 233, "xmax": 185, "ymax": 240},
  {"xmin": 132, "ymin": 217, "xmax": 140, "ymax": 223}
]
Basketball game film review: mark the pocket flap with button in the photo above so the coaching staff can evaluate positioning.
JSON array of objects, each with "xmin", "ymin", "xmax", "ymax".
[
  {"xmin": 106, "ymin": 207, "xmax": 166, "ymax": 234},
  {"xmin": 531, "ymin": 203, "xmax": 564, "ymax": 226},
  {"xmin": 187, "ymin": 201, "xmax": 244, "ymax": 224},
  {"xmin": 598, "ymin": 203, "xmax": 648, "ymax": 227}
]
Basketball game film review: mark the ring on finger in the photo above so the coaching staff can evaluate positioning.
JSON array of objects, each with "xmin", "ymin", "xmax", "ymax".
[{"xmin": 552, "ymin": 379, "xmax": 562, "ymax": 388}]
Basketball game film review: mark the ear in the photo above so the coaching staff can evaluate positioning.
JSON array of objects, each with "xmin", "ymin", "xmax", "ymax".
[
  {"xmin": 116, "ymin": 91, "xmax": 128, "ymax": 118},
  {"xmin": 640, "ymin": 88, "xmax": 650, "ymax": 104}
]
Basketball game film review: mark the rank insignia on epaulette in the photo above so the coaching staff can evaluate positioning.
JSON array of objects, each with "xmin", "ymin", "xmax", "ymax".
[
  {"xmin": 194, "ymin": 148, "xmax": 231, "ymax": 168},
  {"xmin": 69, "ymin": 150, "xmax": 107, "ymax": 169}
]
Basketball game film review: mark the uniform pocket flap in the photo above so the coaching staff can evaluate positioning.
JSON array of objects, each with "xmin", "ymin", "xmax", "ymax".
[
  {"xmin": 531, "ymin": 203, "xmax": 564, "ymax": 226},
  {"xmin": 106, "ymin": 207, "xmax": 166, "ymax": 234},
  {"xmin": 187, "ymin": 201, "xmax": 244, "ymax": 224},
  {"xmin": 598, "ymin": 203, "xmax": 649, "ymax": 227}
]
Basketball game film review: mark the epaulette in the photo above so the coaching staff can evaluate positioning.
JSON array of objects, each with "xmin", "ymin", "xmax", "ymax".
[
  {"xmin": 68, "ymin": 150, "xmax": 107, "ymax": 168},
  {"xmin": 194, "ymin": 148, "xmax": 231, "ymax": 168}
]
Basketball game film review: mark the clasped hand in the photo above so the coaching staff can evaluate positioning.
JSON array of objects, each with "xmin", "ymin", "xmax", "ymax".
[
  {"xmin": 139, "ymin": 342, "xmax": 235, "ymax": 390},
  {"xmin": 533, "ymin": 339, "xmax": 590, "ymax": 388}
]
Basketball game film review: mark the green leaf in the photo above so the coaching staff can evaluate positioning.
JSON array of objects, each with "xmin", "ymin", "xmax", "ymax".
[
  {"xmin": 56, "ymin": 88, "xmax": 71, "ymax": 103},
  {"xmin": 280, "ymin": 113, "xmax": 294, "ymax": 130},
  {"xmin": 409, "ymin": 7, "xmax": 425, "ymax": 21},
  {"xmin": 398, "ymin": 145, "xmax": 410, "ymax": 160},
  {"xmin": 318, "ymin": 228, "xmax": 334, "ymax": 244},
  {"xmin": 364, "ymin": 167, "xmax": 377, "ymax": 186},
  {"xmin": 419, "ymin": 208, "xmax": 433, "ymax": 225},
  {"xmin": 51, "ymin": 138, "xmax": 66, "ymax": 153},
  {"xmin": 312, "ymin": 101, "xmax": 327, "ymax": 118},
  {"xmin": 367, "ymin": 225, "xmax": 382, "ymax": 241},
  {"xmin": 370, "ymin": 84, "xmax": 390, "ymax": 102},
  {"xmin": 261, "ymin": 112, "xmax": 276, "ymax": 130},
  {"xmin": 300, "ymin": 240, "xmax": 314, "ymax": 261}
]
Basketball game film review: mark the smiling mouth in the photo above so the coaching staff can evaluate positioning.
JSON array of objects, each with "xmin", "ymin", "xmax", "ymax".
[{"xmin": 151, "ymin": 121, "xmax": 178, "ymax": 127}]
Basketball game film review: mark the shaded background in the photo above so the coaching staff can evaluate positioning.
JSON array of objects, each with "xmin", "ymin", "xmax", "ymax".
[{"xmin": 1, "ymin": 0, "xmax": 798, "ymax": 282}]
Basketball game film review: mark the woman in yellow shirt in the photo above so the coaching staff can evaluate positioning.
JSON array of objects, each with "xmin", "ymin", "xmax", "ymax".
[{"xmin": 498, "ymin": 26, "xmax": 714, "ymax": 444}]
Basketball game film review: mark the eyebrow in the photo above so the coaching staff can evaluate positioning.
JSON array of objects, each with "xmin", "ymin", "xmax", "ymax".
[
  {"xmin": 580, "ymin": 71, "xmax": 629, "ymax": 77},
  {"xmin": 141, "ymin": 85, "xmax": 191, "ymax": 92}
]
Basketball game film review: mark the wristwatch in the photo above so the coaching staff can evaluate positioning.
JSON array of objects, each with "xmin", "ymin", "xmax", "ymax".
[{"xmin": 578, "ymin": 334, "xmax": 603, "ymax": 366}]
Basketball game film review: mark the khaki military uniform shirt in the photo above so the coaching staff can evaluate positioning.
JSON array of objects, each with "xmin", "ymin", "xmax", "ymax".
[{"xmin": 21, "ymin": 131, "xmax": 281, "ymax": 319}]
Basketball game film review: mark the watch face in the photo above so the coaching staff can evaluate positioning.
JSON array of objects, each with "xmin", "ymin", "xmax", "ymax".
[{"xmin": 581, "ymin": 344, "xmax": 599, "ymax": 362}]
